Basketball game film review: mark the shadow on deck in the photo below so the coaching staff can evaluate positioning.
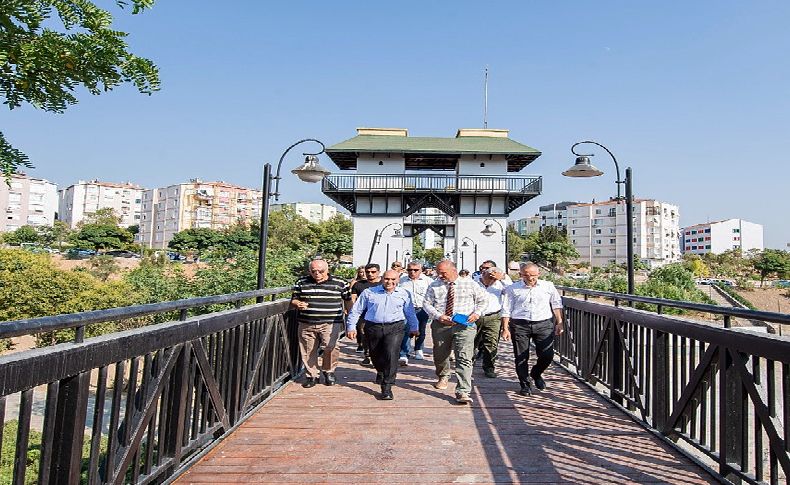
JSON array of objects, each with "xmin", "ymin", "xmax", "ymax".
[{"xmin": 177, "ymin": 338, "xmax": 716, "ymax": 484}]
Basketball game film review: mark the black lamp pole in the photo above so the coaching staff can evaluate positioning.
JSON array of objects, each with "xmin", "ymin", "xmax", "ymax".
[
  {"xmin": 565, "ymin": 141, "xmax": 635, "ymax": 294},
  {"xmin": 257, "ymin": 139, "xmax": 328, "ymax": 296},
  {"xmin": 482, "ymin": 218, "xmax": 506, "ymax": 266},
  {"xmin": 461, "ymin": 236, "xmax": 478, "ymax": 269},
  {"xmin": 366, "ymin": 222, "xmax": 402, "ymax": 265}
]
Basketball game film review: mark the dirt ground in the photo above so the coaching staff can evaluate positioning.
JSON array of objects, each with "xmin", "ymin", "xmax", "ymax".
[{"xmin": 734, "ymin": 287, "xmax": 790, "ymax": 336}]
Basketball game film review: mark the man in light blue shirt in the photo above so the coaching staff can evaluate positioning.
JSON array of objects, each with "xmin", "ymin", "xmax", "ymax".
[{"xmin": 347, "ymin": 270, "xmax": 419, "ymax": 400}]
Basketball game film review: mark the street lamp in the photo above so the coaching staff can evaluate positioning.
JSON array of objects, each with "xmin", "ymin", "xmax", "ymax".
[
  {"xmin": 563, "ymin": 140, "xmax": 634, "ymax": 294},
  {"xmin": 460, "ymin": 236, "xmax": 478, "ymax": 270},
  {"xmin": 481, "ymin": 218, "xmax": 507, "ymax": 266},
  {"xmin": 403, "ymin": 250, "xmax": 411, "ymax": 264},
  {"xmin": 257, "ymin": 139, "xmax": 331, "ymax": 292},
  {"xmin": 366, "ymin": 222, "xmax": 403, "ymax": 265}
]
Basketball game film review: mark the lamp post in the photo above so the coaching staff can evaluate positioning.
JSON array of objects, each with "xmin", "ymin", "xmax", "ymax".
[
  {"xmin": 257, "ymin": 139, "xmax": 331, "ymax": 293},
  {"xmin": 563, "ymin": 140, "xmax": 634, "ymax": 294},
  {"xmin": 481, "ymin": 218, "xmax": 506, "ymax": 266},
  {"xmin": 366, "ymin": 222, "xmax": 402, "ymax": 265},
  {"xmin": 461, "ymin": 236, "xmax": 478, "ymax": 270},
  {"xmin": 403, "ymin": 250, "xmax": 411, "ymax": 264}
]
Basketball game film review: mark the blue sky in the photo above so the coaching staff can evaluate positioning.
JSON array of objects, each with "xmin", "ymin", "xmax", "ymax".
[{"xmin": 3, "ymin": 1, "xmax": 789, "ymax": 248}]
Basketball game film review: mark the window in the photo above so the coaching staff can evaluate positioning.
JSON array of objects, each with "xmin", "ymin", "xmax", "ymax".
[
  {"xmin": 595, "ymin": 229, "xmax": 602, "ymax": 234},
  {"xmin": 733, "ymin": 228, "xmax": 740, "ymax": 233},
  {"xmin": 594, "ymin": 249, "xmax": 601, "ymax": 255},
  {"xmin": 610, "ymin": 239, "xmax": 616, "ymax": 244},
  {"xmin": 572, "ymin": 239, "xmax": 577, "ymax": 244},
  {"xmin": 572, "ymin": 219, "xmax": 577, "ymax": 224},
  {"xmin": 573, "ymin": 209, "xmax": 578, "ymax": 215},
  {"xmin": 571, "ymin": 229, "xmax": 576, "ymax": 235},
  {"xmin": 595, "ymin": 209, "xmax": 602, "ymax": 215},
  {"xmin": 608, "ymin": 208, "xmax": 616, "ymax": 217},
  {"xmin": 705, "ymin": 228, "xmax": 710, "ymax": 233},
  {"xmin": 595, "ymin": 239, "xmax": 602, "ymax": 244},
  {"xmin": 705, "ymin": 245, "xmax": 711, "ymax": 249},
  {"xmin": 610, "ymin": 228, "xmax": 616, "ymax": 234},
  {"xmin": 691, "ymin": 230, "xmax": 697, "ymax": 235}
]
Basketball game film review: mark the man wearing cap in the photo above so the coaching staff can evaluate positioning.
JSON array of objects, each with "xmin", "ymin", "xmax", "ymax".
[{"xmin": 347, "ymin": 270, "xmax": 419, "ymax": 400}]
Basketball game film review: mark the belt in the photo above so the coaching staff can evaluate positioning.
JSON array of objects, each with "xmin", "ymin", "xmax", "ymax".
[
  {"xmin": 366, "ymin": 319, "xmax": 405, "ymax": 326},
  {"xmin": 483, "ymin": 310, "xmax": 501, "ymax": 317},
  {"xmin": 511, "ymin": 318, "xmax": 552, "ymax": 325}
]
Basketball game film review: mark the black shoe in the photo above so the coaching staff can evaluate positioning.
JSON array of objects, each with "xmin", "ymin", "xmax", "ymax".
[
  {"xmin": 361, "ymin": 356, "xmax": 371, "ymax": 366},
  {"xmin": 531, "ymin": 373, "xmax": 546, "ymax": 390},
  {"xmin": 355, "ymin": 345, "xmax": 364, "ymax": 353},
  {"xmin": 323, "ymin": 372, "xmax": 336, "ymax": 386},
  {"xmin": 302, "ymin": 377, "xmax": 318, "ymax": 388},
  {"xmin": 519, "ymin": 377, "xmax": 533, "ymax": 396},
  {"xmin": 380, "ymin": 386, "xmax": 393, "ymax": 400},
  {"xmin": 484, "ymin": 369, "xmax": 497, "ymax": 378},
  {"xmin": 375, "ymin": 373, "xmax": 384, "ymax": 385}
]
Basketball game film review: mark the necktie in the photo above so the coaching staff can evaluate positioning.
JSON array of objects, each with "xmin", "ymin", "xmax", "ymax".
[{"xmin": 444, "ymin": 282, "xmax": 455, "ymax": 316}]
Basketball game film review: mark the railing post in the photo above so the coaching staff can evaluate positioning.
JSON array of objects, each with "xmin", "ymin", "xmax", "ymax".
[
  {"xmin": 652, "ymin": 330, "xmax": 670, "ymax": 432},
  {"xmin": 720, "ymin": 346, "xmax": 745, "ymax": 481},
  {"xmin": 608, "ymin": 318, "xmax": 624, "ymax": 405},
  {"xmin": 49, "ymin": 372, "xmax": 90, "ymax": 484},
  {"xmin": 163, "ymin": 343, "xmax": 190, "ymax": 466}
]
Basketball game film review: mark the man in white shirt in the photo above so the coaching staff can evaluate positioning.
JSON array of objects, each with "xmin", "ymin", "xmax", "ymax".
[
  {"xmin": 398, "ymin": 261, "xmax": 433, "ymax": 363},
  {"xmin": 472, "ymin": 260, "xmax": 513, "ymax": 285},
  {"xmin": 501, "ymin": 262, "xmax": 564, "ymax": 396},
  {"xmin": 474, "ymin": 266, "xmax": 507, "ymax": 378}
]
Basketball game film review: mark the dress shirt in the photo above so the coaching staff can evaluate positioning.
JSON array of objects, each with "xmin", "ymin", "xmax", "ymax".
[
  {"xmin": 473, "ymin": 273, "xmax": 514, "ymax": 286},
  {"xmin": 423, "ymin": 277, "xmax": 488, "ymax": 320},
  {"xmin": 346, "ymin": 286, "xmax": 419, "ymax": 333},
  {"xmin": 479, "ymin": 279, "xmax": 505, "ymax": 315},
  {"xmin": 398, "ymin": 273, "xmax": 433, "ymax": 308},
  {"xmin": 501, "ymin": 279, "xmax": 563, "ymax": 321}
]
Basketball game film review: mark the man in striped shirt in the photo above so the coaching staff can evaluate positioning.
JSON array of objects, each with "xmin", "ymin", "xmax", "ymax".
[{"xmin": 291, "ymin": 259, "xmax": 351, "ymax": 388}]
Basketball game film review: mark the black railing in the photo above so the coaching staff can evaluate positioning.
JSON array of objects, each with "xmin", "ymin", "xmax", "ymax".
[
  {"xmin": 322, "ymin": 174, "xmax": 542, "ymax": 194},
  {"xmin": 0, "ymin": 288, "xmax": 297, "ymax": 485},
  {"xmin": 555, "ymin": 287, "xmax": 790, "ymax": 484}
]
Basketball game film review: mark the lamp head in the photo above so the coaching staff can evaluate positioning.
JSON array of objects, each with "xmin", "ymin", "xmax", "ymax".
[
  {"xmin": 461, "ymin": 240, "xmax": 470, "ymax": 247},
  {"xmin": 292, "ymin": 155, "xmax": 331, "ymax": 183},
  {"xmin": 481, "ymin": 224, "xmax": 496, "ymax": 237},
  {"xmin": 393, "ymin": 228, "xmax": 402, "ymax": 237},
  {"xmin": 562, "ymin": 155, "xmax": 604, "ymax": 178}
]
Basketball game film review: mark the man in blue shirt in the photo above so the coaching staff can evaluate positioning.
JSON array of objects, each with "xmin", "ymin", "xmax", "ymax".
[{"xmin": 347, "ymin": 270, "xmax": 419, "ymax": 400}]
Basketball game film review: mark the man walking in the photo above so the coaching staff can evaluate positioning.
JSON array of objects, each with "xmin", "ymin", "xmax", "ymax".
[
  {"xmin": 500, "ymin": 262, "xmax": 564, "ymax": 396},
  {"xmin": 398, "ymin": 261, "xmax": 433, "ymax": 364},
  {"xmin": 291, "ymin": 258, "xmax": 351, "ymax": 388},
  {"xmin": 347, "ymin": 270, "xmax": 419, "ymax": 400},
  {"xmin": 351, "ymin": 263, "xmax": 382, "ymax": 365},
  {"xmin": 474, "ymin": 266, "xmax": 507, "ymax": 378},
  {"xmin": 423, "ymin": 260, "xmax": 488, "ymax": 404}
]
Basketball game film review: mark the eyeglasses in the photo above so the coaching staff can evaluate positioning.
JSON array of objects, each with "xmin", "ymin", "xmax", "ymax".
[
  {"xmin": 365, "ymin": 270, "xmax": 379, "ymax": 274},
  {"xmin": 407, "ymin": 268, "xmax": 421, "ymax": 272}
]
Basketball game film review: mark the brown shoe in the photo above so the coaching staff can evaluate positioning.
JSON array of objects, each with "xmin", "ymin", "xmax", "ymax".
[
  {"xmin": 456, "ymin": 393, "xmax": 473, "ymax": 404},
  {"xmin": 434, "ymin": 376, "xmax": 450, "ymax": 390}
]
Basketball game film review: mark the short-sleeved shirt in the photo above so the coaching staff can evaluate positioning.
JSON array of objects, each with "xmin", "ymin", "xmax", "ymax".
[
  {"xmin": 291, "ymin": 275, "xmax": 351, "ymax": 324},
  {"xmin": 501, "ymin": 279, "xmax": 563, "ymax": 321}
]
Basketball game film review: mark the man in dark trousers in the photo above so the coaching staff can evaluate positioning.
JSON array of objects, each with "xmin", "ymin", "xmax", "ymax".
[
  {"xmin": 500, "ymin": 262, "xmax": 564, "ymax": 396},
  {"xmin": 291, "ymin": 258, "xmax": 351, "ymax": 388},
  {"xmin": 347, "ymin": 270, "xmax": 419, "ymax": 400},
  {"xmin": 350, "ymin": 263, "xmax": 382, "ymax": 365}
]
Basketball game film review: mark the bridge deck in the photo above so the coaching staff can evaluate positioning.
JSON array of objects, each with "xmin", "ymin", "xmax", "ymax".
[{"xmin": 177, "ymin": 339, "xmax": 716, "ymax": 484}]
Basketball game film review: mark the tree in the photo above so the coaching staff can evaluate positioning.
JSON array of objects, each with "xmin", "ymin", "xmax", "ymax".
[
  {"xmin": 168, "ymin": 228, "xmax": 222, "ymax": 256},
  {"xmin": 523, "ymin": 227, "xmax": 578, "ymax": 271},
  {"xmin": 315, "ymin": 215, "xmax": 353, "ymax": 262},
  {"xmin": 424, "ymin": 247, "xmax": 445, "ymax": 265},
  {"xmin": 70, "ymin": 223, "xmax": 133, "ymax": 250},
  {"xmin": 36, "ymin": 220, "xmax": 71, "ymax": 249},
  {"xmin": 507, "ymin": 228, "xmax": 528, "ymax": 262},
  {"xmin": 82, "ymin": 207, "xmax": 121, "ymax": 227},
  {"xmin": 266, "ymin": 206, "xmax": 319, "ymax": 253},
  {"xmin": 88, "ymin": 255, "xmax": 119, "ymax": 281},
  {"xmin": 411, "ymin": 234, "xmax": 425, "ymax": 261},
  {"xmin": 752, "ymin": 249, "xmax": 790, "ymax": 285},
  {"xmin": 1, "ymin": 0, "xmax": 160, "ymax": 178},
  {"xmin": 3, "ymin": 225, "xmax": 39, "ymax": 245}
]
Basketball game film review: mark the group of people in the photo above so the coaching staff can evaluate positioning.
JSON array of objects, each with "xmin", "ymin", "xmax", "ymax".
[{"xmin": 289, "ymin": 257, "xmax": 564, "ymax": 403}]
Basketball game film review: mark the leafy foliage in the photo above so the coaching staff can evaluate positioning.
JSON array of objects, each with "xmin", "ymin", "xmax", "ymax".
[
  {"xmin": 752, "ymin": 249, "xmax": 790, "ymax": 284},
  {"xmin": 516, "ymin": 226, "xmax": 579, "ymax": 270},
  {"xmin": 1, "ymin": 0, "xmax": 160, "ymax": 178},
  {"xmin": 87, "ymin": 254, "xmax": 119, "ymax": 281},
  {"xmin": 2, "ymin": 225, "xmax": 39, "ymax": 244},
  {"xmin": 423, "ymin": 247, "xmax": 445, "ymax": 265},
  {"xmin": 316, "ymin": 214, "xmax": 353, "ymax": 262},
  {"xmin": 70, "ymin": 223, "xmax": 133, "ymax": 250}
]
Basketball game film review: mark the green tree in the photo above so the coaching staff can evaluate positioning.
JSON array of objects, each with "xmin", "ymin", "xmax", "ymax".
[
  {"xmin": 3, "ymin": 225, "xmax": 39, "ymax": 245},
  {"xmin": 752, "ymin": 249, "xmax": 790, "ymax": 284},
  {"xmin": 523, "ymin": 227, "xmax": 578, "ymax": 271},
  {"xmin": 316, "ymin": 215, "xmax": 353, "ymax": 262},
  {"xmin": 82, "ymin": 207, "xmax": 121, "ymax": 227},
  {"xmin": 168, "ymin": 228, "xmax": 222, "ymax": 256},
  {"xmin": 35, "ymin": 220, "xmax": 71, "ymax": 249},
  {"xmin": 1, "ymin": 0, "xmax": 160, "ymax": 178},
  {"xmin": 411, "ymin": 234, "xmax": 425, "ymax": 261},
  {"xmin": 507, "ymin": 228, "xmax": 528, "ymax": 262},
  {"xmin": 266, "ymin": 206, "xmax": 319, "ymax": 252},
  {"xmin": 70, "ymin": 223, "xmax": 133, "ymax": 250},
  {"xmin": 88, "ymin": 254, "xmax": 119, "ymax": 281},
  {"xmin": 424, "ymin": 247, "xmax": 445, "ymax": 265}
]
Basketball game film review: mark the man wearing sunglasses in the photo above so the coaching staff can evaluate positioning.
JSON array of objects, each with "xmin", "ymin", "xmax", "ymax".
[
  {"xmin": 398, "ymin": 261, "xmax": 433, "ymax": 363},
  {"xmin": 351, "ymin": 263, "xmax": 382, "ymax": 366},
  {"xmin": 473, "ymin": 260, "xmax": 513, "ymax": 285}
]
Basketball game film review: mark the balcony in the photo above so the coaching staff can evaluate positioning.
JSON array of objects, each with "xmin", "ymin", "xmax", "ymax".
[
  {"xmin": 322, "ymin": 174, "xmax": 542, "ymax": 214},
  {"xmin": 407, "ymin": 213, "xmax": 451, "ymax": 225}
]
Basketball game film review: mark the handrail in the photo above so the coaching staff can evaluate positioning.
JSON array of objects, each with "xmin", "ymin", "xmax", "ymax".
[
  {"xmin": 323, "ymin": 174, "xmax": 542, "ymax": 193},
  {"xmin": 556, "ymin": 285, "xmax": 790, "ymax": 326},
  {"xmin": 0, "ymin": 287, "xmax": 291, "ymax": 340}
]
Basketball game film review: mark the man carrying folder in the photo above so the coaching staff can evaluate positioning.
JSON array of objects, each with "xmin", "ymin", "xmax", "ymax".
[{"xmin": 423, "ymin": 260, "xmax": 488, "ymax": 404}]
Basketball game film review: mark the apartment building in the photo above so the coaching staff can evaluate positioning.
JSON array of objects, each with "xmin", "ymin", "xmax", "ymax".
[
  {"xmin": 0, "ymin": 173, "xmax": 58, "ymax": 231},
  {"xmin": 139, "ymin": 179, "xmax": 263, "ymax": 248},
  {"xmin": 59, "ymin": 180, "xmax": 144, "ymax": 228},
  {"xmin": 270, "ymin": 202, "xmax": 343, "ymax": 224},
  {"xmin": 682, "ymin": 219, "xmax": 763, "ymax": 255},
  {"xmin": 567, "ymin": 198, "xmax": 681, "ymax": 269},
  {"xmin": 511, "ymin": 201, "xmax": 581, "ymax": 236},
  {"xmin": 510, "ymin": 214, "xmax": 541, "ymax": 236}
]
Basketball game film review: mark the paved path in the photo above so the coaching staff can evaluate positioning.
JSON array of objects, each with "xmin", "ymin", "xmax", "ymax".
[{"xmin": 177, "ymin": 338, "xmax": 716, "ymax": 484}]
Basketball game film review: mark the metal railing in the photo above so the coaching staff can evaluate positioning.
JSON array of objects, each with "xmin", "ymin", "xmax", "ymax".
[
  {"xmin": 555, "ymin": 287, "xmax": 790, "ymax": 484},
  {"xmin": 0, "ymin": 288, "xmax": 297, "ymax": 485},
  {"xmin": 407, "ymin": 213, "xmax": 451, "ymax": 225},
  {"xmin": 322, "ymin": 174, "xmax": 542, "ymax": 194}
]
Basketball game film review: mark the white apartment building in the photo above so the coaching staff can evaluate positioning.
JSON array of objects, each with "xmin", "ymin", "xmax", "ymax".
[
  {"xmin": 567, "ymin": 198, "xmax": 681, "ymax": 269},
  {"xmin": 510, "ymin": 214, "xmax": 541, "ymax": 236},
  {"xmin": 139, "ymin": 180, "xmax": 263, "ymax": 249},
  {"xmin": 682, "ymin": 219, "xmax": 763, "ymax": 255},
  {"xmin": 511, "ymin": 201, "xmax": 580, "ymax": 236},
  {"xmin": 59, "ymin": 180, "xmax": 144, "ymax": 228},
  {"xmin": 270, "ymin": 202, "xmax": 343, "ymax": 224},
  {"xmin": 0, "ymin": 173, "xmax": 58, "ymax": 231}
]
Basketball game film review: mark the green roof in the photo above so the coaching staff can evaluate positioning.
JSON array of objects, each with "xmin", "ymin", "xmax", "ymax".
[{"xmin": 325, "ymin": 135, "xmax": 541, "ymax": 172}]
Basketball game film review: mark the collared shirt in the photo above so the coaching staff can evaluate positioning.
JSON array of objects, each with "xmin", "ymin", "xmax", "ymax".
[
  {"xmin": 291, "ymin": 275, "xmax": 351, "ymax": 324},
  {"xmin": 398, "ymin": 273, "xmax": 433, "ymax": 308},
  {"xmin": 501, "ymin": 279, "xmax": 563, "ymax": 321},
  {"xmin": 346, "ymin": 286, "xmax": 419, "ymax": 333},
  {"xmin": 473, "ymin": 272, "xmax": 514, "ymax": 286},
  {"xmin": 479, "ymin": 279, "xmax": 506, "ymax": 315},
  {"xmin": 423, "ymin": 277, "xmax": 488, "ymax": 320}
]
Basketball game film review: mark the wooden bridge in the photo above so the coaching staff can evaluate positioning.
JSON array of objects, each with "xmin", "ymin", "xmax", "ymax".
[{"xmin": 1, "ymin": 288, "xmax": 788, "ymax": 484}]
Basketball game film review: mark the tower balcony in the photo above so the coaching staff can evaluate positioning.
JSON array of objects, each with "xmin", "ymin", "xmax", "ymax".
[{"xmin": 322, "ymin": 174, "xmax": 542, "ymax": 215}]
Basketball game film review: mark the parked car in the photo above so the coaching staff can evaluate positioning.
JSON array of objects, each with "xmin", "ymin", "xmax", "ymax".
[
  {"xmin": 67, "ymin": 248, "xmax": 97, "ymax": 259},
  {"xmin": 695, "ymin": 278, "xmax": 713, "ymax": 285},
  {"xmin": 105, "ymin": 250, "xmax": 140, "ymax": 258},
  {"xmin": 774, "ymin": 280, "xmax": 790, "ymax": 288}
]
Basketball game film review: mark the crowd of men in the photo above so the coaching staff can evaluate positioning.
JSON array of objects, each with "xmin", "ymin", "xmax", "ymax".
[{"xmin": 290, "ymin": 257, "xmax": 564, "ymax": 402}]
